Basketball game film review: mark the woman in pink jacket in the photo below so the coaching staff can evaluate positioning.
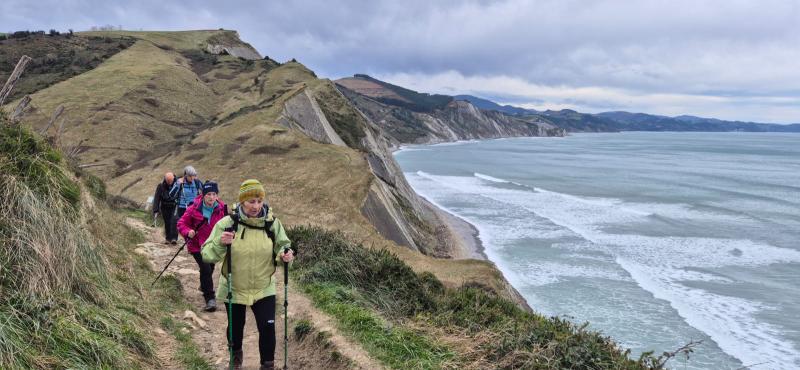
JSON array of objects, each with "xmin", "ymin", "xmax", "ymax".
[{"xmin": 178, "ymin": 181, "xmax": 227, "ymax": 312}]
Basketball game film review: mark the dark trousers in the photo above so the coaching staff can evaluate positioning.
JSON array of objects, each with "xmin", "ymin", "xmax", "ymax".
[
  {"xmin": 191, "ymin": 252, "xmax": 216, "ymax": 302},
  {"xmin": 174, "ymin": 207, "xmax": 187, "ymax": 241},
  {"xmin": 160, "ymin": 204, "xmax": 177, "ymax": 241},
  {"xmin": 226, "ymin": 295, "xmax": 276, "ymax": 363}
]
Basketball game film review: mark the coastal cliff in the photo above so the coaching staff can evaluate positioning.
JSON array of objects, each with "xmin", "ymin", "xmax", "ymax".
[{"xmin": 337, "ymin": 74, "xmax": 566, "ymax": 147}]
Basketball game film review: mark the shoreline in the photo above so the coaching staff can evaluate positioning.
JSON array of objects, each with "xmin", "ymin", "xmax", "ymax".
[
  {"xmin": 419, "ymin": 197, "xmax": 487, "ymax": 260},
  {"xmin": 419, "ymin": 194, "xmax": 533, "ymax": 312}
]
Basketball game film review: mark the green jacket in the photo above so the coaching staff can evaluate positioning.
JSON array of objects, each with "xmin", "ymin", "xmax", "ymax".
[{"xmin": 201, "ymin": 207, "xmax": 291, "ymax": 305}]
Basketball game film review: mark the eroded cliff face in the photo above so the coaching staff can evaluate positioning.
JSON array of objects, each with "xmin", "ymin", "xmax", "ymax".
[
  {"xmin": 337, "ymin": 84, "xmax": 565, "ymax": 148},
  {"xmin": 272, "ymin": 81, "xmax": 467, "ymax": 257}
]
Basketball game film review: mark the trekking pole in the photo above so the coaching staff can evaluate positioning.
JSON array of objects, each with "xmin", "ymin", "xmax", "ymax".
[
  {"xmin": 282, "ymin": 248, "xmax": 294, "ymax": 370},
  {"xmin": 224, "ymin": 227, "xmax": 235, "ymax": 370},
  {"xmin": 150, "ymin": 239, "xmax": 188, "ymax": 287}
]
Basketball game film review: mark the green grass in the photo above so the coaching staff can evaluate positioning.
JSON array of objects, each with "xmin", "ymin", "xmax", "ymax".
[
  {"xmin": 288, "ymin": 226, "xmax": 674, "ymax": 369},
  {"xmin": 78, "ymin": 168, "xmax": 107, "ymax": 200},
  {"xmin": 0, "ymin": 121, "xmax": 206, "ymax": 368},
  {"xmin": 80, "ymin": 30, "xmax": 232, "ymax": 51},
  {"xmin": 303, "ymin": 282, "xmax": 455, "ymax": 369},
  {"xmin": 161, "ymin": 317, "xmax": 214, "ymax": 370},
  {"xmin": 0, "ymin": 125, "xmax": 80, "ymax": 207},
  {"xmin": 121, "ymin": 207, "xmax": 157, "ymax": 227}
]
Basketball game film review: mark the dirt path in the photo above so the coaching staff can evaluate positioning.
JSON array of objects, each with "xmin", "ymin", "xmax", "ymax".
[{"xmin": 128, "ymin": 218, "xmax": 382, "ymax": 370}]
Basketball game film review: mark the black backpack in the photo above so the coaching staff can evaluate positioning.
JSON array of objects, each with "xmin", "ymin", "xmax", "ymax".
[
  {"xmin": 228, "ymin": 203, "xmax": 276, "ymax": 245},
  {"xmin": 222, "ymin": 203, "xmax": 289, "ymax": 277}
]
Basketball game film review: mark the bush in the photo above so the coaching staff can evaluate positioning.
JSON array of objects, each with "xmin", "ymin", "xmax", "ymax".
[
  {"xmin": 0, "ymin": 124, "xmax": 180, "ymax": 369},
  {"xmin": 0, "ymin": 125, "xmax": 80, "ymax": 208},
  {"xmin": 290, "ymin": 226, "xmax": 435, "ymax": 316},
  {"xmin": 294, "ymin": 319, "xmax": 314, "ymax": 340}
]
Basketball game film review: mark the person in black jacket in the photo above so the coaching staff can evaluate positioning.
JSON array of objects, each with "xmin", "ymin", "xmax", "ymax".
[{"xmin": 153, "ymin": 172, "xmax": 178, "ymax": 243}]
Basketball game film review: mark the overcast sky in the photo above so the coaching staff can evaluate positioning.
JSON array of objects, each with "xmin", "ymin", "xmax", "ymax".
[{"xmin": 2, "ymin": 0, "xmax": 798, "ymax": 123}]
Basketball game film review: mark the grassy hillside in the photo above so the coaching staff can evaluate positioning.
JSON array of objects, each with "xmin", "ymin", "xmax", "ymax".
[
  {"xmin": 0, "ymin": 33, "xmax": 135, "ymax": 101},
  {"xmin": 0, "ymin": 119, "xmax": 208, "ymax": 368},
  {"xmin": 2, "ymin": 30, "xmax": 682, "ymax": 369}
]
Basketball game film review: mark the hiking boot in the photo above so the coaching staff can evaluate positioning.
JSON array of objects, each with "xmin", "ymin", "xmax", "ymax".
[
  {"xmin": 259, "ymin": 360, "xmax": 274, "ymax": 370},
  {"xmin": 203, "ymin": 299, "xmax": 216, "ymax": 312},
  {"xmin": 170, "ymin": 240, "xmax": 178, "ymax": 245},
  {"xmin": 164, "ymin": 239, "xmax": 171, "ymax": 244},
  {"xmin": 233, "ymin": 349, "xmax": 243, "ymax": 369}
]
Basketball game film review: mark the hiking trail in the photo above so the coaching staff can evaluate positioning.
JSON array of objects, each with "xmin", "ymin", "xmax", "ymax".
[{"xmin": 126, "ymin": 217, "xmax": 383, "ymax": 369}]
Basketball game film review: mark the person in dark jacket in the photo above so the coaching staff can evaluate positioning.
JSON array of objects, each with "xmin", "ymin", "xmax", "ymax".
[
  {"xmin": 169, "ymin": 165, "xmax": 203, "ymax": 243},
  {"xmin": 152, "ymin": 172, "xmax": 178, "ymax": 243},
  {"xmin": 177, "ymin": 181, "xmax": 227, "ymax": 312}
]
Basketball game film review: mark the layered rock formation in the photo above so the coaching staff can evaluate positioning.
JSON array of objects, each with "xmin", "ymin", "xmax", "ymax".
[{"xmin": 336, "ymin": 75, "xmax": 565, "ymax": 147}]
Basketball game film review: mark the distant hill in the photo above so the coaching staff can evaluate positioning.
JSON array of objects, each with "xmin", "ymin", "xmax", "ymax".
[
  {"xmin": 453, "ymin": 94, "xmax": 534, "ymax": 115},
  {"xmin": 535, "ymin": 109, "xmax": 619, "ymax": 132},
  {"xmin": 596, "ymin": 111, "xmax": 800, "ymax": 132},
  {"xmin": 443, "ymin": 94, "xmax": 800, "ymax": 133},
  {"xmin": 336, "ymin": 74, "xmax": 452, "ymax": 112}
]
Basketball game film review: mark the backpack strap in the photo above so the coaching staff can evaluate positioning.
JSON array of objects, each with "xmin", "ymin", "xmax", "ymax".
[{"xmin": 228, "ymin": 204, "xmax": 281, "ymax": 277}]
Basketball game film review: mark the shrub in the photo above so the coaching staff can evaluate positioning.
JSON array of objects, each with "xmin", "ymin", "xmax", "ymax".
[
  {"xmin": 0, "ymin": 124, "xmax": 183, "ymax": 369},
  {"xmin": 0, "ymin": 125, "xmax": 80, "ymax": 208}
]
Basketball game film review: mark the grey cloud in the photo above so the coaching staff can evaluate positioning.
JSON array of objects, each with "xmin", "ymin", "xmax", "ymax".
[{"xmin": 2, "ymin": 0, "xmax": 798, "ymax": 122}]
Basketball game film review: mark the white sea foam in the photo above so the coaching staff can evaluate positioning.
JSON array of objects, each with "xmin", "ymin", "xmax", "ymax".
[
  {"xmin": 406, "ymin": 170, "xmax": 800, "ymax": 367},
  {"xmin": 430, "ymin": 139, "xmax": 480, "ymax": 147},
  {"xmin": 474, "ymin": 172, "xmax": 510, "ymax": 183},
  {"xmin": 522, "ymin": 261, "xmax": 631, "ymax": 286},
  {"xmin": 620, "ymin": 259, "xmax": 800, "ymax": 369}
]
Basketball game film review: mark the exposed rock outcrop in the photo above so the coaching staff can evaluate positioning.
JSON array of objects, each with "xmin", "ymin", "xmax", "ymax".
[
  {"xmin": 204, "ymin": 31, "xmax": 262, "ymax": 60},
  {"xmin": 277, "ymin": 90, "xmax": 347, "ymax": 147},
  {"xmin": 205, "ymin": 44, "xmax": 262, "ymax": 60},
  {"xmin": 337, "ymin": 83, "xmax": 565, "ymax": 148}
]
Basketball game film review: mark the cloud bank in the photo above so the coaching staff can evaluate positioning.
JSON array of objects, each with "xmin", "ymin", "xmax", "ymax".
[{"xmin": 2, "ymin": 0, "xmax": 798, "ymax": 123}]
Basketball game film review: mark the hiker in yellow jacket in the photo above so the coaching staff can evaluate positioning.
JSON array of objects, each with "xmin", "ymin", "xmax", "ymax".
[{"xmin": 202, "ymin": 179, "xmax": 294, "ymax": 370}]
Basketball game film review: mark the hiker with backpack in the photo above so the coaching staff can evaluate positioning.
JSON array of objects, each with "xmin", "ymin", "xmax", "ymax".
[
  {"xmin": 152, "ymin": 171, "xmax": 178, "ymax": 244},
  {"xmin": 202, "ymin": 179, "xmax": 295, "ymax": 370},
  {"xmin": 169, "ymin": 165, "xmax": 203, "ymax": 244},
  {"xmin": 177, "ymin": 181, "xmax": 227, "ymax": 312}
]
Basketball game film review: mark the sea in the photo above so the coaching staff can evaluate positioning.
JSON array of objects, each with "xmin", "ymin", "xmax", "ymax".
[{"xmin": 394, "ymin": 132, "xmax": 800, "ymax": 369}]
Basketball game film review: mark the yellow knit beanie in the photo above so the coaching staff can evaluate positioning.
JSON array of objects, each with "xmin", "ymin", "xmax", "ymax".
[{"xmin": 238, "ymin": 179, "xmax": 265, "ymax": 203}]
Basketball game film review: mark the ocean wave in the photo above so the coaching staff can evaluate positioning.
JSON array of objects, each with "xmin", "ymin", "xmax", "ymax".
[
  {"xmin": 620, "ymin": 259, "xmax": 800, "ymax": 369},
  {"xmin": 404, "ymin": 170, "xmax": 800, "ymax": 367}
]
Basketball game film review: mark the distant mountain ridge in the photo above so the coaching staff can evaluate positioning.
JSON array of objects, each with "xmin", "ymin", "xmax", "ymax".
[
  {"xmin": 452, "ymin": 94, "xmax": 800, "ymax": 133},
  {"xmin": 596, "ymin": 111, "xmax": 800, "ymax": 132}
]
